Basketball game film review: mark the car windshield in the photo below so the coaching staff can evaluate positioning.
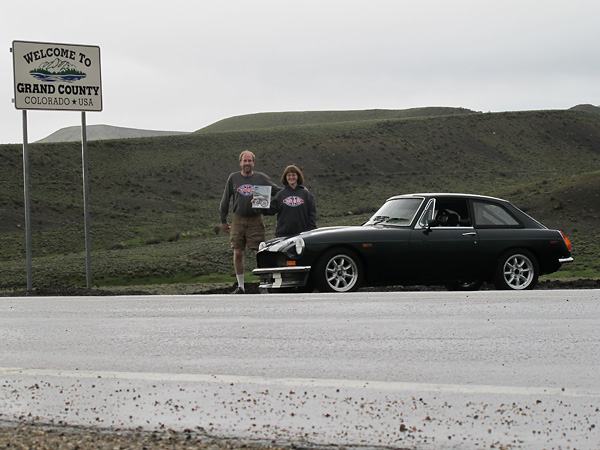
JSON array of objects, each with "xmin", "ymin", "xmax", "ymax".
[{"xmin": 364, "ymin": 197, "xmax": 424, "ymax": 226}]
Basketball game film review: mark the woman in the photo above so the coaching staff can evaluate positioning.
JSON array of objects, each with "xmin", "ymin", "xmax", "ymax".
[{"xmin": 267, "ymin": 165, "xmax": 317, "ymax": 237}]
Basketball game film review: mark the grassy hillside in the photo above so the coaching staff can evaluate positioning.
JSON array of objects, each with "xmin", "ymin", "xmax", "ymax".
[
  {"xmin": 196, "ymin": 107, "xmax": 476, "ymax": 133},
  {"xmin": 36, "ymin": 124, "xmax": 190, "ymax": 143},
  {"xmin": 570, "ymin": 104, "xmax": 600, "ymax": 115},
  {"xmin": 1, "ymin": 108, "xmax": 599, "ymax": 291}
]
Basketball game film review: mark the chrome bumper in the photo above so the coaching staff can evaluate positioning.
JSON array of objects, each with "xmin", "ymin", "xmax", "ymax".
[
  {"xmin": 559, "ymin": 257, "xmax": 574, "ymax": 264},
  {"xmin": 252, "ymin": 266, "xmax": 311, "ymax": 289}
]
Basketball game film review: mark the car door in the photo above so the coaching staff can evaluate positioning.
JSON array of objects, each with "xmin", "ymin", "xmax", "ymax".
[{"xmin": 408, "ymin": 198, "xmax": 483, "ymax": 282}]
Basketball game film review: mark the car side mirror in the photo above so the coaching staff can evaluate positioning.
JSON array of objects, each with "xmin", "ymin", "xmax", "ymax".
[{"xmin": 424, "ymin": 219, "xmax": 438, "ymax": 234}]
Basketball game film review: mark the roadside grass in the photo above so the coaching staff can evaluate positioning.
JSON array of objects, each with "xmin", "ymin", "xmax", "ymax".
[
  {"xmin": 543, "ymin": 268, "xmax": 600, "ymax": 280},
  {"xmin": 0, "ymin": 234, "xmax": 261, "ymax": 291},
  {"xmin": 71, "ymin": 272, "xmax": 257, "ymax": 288}
]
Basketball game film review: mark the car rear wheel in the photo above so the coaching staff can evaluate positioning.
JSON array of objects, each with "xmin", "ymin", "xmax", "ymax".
[
  {"xmin": 314, "ymin": 248, "xmax": 362, "ymax": 292},
  {"xmin": 493, "ymin": 249, "xmax": 539, "ymax": 290}
]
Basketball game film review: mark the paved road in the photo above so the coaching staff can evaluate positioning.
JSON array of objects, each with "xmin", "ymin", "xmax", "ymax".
[{"xmin": 1, "ymin": 290, "xmax": 599, "ymax": 449}]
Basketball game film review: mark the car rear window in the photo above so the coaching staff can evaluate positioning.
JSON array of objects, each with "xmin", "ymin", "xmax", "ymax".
[{"xmin": 473, "ymin": 201, "xmax": 520, "ymax": 226}]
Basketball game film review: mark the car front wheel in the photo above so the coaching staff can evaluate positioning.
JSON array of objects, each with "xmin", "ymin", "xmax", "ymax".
[
  {"xmin": 314, "ymin": 248, "xmax": 362, "ymax": 292},
  {"xmin": 493, "ymin": 249, "xmax": 539, "ymax": 290}
]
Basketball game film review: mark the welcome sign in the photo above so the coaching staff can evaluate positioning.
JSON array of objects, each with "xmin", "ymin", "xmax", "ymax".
[{"xmin": 12, "ymin": 40, "xmax": 102, "ymax": 111}]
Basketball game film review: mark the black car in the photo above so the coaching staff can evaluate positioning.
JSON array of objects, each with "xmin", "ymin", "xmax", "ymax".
[{"xmin": 253, "ymin": 193, "xmax": 573, "ymax": 292}]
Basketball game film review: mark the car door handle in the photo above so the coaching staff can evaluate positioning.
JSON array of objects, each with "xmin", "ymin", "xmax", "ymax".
[{"xmin": 462, "ymin": 232, "xmax": 477, "ymax": 236}]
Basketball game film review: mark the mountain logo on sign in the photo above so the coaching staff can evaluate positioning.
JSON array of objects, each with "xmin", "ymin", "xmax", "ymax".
[{"xmin": 29, "ymin": 58, "xmax": 87, "ymax": 83}]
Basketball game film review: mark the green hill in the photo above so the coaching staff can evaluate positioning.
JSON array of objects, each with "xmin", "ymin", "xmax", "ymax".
[
  {"xmin": 1, "ymin": 108, "xmax": 599, "ymax": 292},
  {"xmin": 196, "ymin": 107, "xmax": 476, "ymax": 133},
  {"xmin": 570, "ymin": 104, "xmax": 600, "ymax": 115}
]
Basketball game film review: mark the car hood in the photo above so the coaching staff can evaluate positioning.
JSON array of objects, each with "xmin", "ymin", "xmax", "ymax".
[
  {"xmin": 262, "ymin": 224, "xmax": 411, "ymax": 250},
  {"xmin": 304, "ymin": 225, "xmax": 353, "ymax": 234},
  {"xmin": 301, "ymin": 225, "xmax": 361, "ymax": 238},
  {"xmin": 297, "ymin": 224, "xmax": 399, "ymax": 243}
]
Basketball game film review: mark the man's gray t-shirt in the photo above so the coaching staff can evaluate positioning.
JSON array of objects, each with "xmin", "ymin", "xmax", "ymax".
[{"xmin": 220, "ymin": 171, "xmax": 280, "ymax": 223}]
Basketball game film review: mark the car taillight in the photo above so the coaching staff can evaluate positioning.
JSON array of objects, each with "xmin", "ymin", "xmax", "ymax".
[{"xmin": 560, "ymin": 231, "xmax": 572, "ymax": 251}]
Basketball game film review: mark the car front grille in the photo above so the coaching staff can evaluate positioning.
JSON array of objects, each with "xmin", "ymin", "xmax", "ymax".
[{"xmin": 257, "ymin": 252, "xmax": 287, "ymax": 268}]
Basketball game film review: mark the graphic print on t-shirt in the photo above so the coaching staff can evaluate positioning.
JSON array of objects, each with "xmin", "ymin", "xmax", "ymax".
[
  {"xmin": 237, "ymin": 184, "xmax": 254, "ymax": 196},
  {"xmin": 283, "ymin": 196, "xmax": 304, "ymax": 207}
]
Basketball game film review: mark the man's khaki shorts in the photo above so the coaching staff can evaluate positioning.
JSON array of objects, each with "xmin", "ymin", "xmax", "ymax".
[{"xmin": 230, "ymin": 213, "xmax": 265, "ymax": 250}]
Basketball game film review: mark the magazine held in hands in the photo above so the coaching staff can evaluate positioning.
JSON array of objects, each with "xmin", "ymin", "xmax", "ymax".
[{"xmin": 252, "ymin": 185, "xmax": 271, "ymax": 208}]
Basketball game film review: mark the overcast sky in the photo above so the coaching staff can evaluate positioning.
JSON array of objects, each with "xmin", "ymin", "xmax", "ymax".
[{"xmin": 2, "ymin": 0, "xmax": 599, "ymax": 144}]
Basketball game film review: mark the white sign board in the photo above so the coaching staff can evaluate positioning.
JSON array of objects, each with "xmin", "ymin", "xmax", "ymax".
[{"xmin": 12, "ymin": 40, "xmax": 102, "ymax": 112}]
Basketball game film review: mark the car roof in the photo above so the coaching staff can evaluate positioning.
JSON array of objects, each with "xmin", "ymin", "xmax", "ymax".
[
  {"xmin": 388, "ymin": 193, "xmax": 507, "ymax": 202},
  {"xmin": 382, "ymin": 193, "xmax": 546, "ymax": 229}
]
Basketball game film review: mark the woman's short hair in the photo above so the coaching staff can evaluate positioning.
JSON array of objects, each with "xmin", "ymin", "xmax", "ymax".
[{"xmin": 281, "ymin": 165, "xmax": 304, "ymax": 185}]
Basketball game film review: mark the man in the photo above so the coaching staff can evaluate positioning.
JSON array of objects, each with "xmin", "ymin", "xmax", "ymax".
[{"xmin": 220, "ymin": 151, "xmax": 280, "ymax": 294}]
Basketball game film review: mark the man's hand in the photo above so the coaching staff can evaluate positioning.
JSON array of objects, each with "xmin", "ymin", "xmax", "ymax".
[{"xmin": 221, "ymin": 222, "xmax": 231, "ymax": 234}]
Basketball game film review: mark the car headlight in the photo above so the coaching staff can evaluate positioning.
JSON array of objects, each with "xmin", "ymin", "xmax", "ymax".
[
  {"xmin": 293, "ymin": 237, "xmax": 305, "ymax": 255},
  {"xmin": 260, "ymin": 236, "xmax": 305, "ymax": 255}
]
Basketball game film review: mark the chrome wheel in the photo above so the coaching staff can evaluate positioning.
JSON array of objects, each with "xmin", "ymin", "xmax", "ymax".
[
  {"xmin": 494, "ymin": 250, "xmax": 538, "ymax": 290},
  {"xmin": 315, "ymin": 249, "xmax": 361, "ymax": 292}
]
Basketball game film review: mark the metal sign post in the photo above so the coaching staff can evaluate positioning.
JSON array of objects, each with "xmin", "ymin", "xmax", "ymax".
[
  {"xmin": 21, "ymin": 110, "xmax": 33, "ymax": 290},
  {"xmin": 12, "ymin": 40, "xmax": 102, "ymax": 290},
  {"xmin": 81, "ymin": 112, "xmax": 92, "ymax": 289}
]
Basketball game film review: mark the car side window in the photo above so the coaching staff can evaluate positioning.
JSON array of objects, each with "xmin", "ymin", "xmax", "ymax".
[
  {"xmin": 473, "ymin": 201, "xmax": 520, "ymax": 226},
  {"xmin": 418, "ymin": 198, "xmax": 472, "ymax": 227}
]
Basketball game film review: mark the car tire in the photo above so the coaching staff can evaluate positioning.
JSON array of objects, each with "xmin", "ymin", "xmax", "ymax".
[
  {"xmin": 446, "ymin": 280, "xmax": 483, "ymax": 291},
  {"xmin": 314, "ymin": 248, "xmax": 362, "ymax": 292},
  {"xmin": 493, "ymin": 249, "xmax": 539, "ymax": 290}
]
